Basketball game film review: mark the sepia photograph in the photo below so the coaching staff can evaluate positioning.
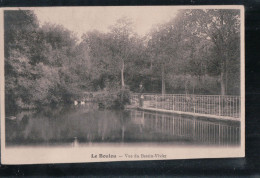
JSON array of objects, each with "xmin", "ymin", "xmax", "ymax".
[{"xmin": 0, "ymin": 6, "xmax": 245, "ymax": 164}]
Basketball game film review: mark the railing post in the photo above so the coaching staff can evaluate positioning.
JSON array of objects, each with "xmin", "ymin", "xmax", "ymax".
[
  {"xmin": 219, "ymin": 124, "xmax": 221, "ymax": 145},
  {"xmin": 239, "ymin": 97, "xmax": 241, "ymax": 118},
  {"xmin": 173, "ymin": 95, "xmax": 175, "ymax": 111},
  {"xmin": 156, "ymin": 95, "xmax": 157, "ymax": 109},
  {"xmin": 192, "ymin": 95, "xmax": 196, "ymax": 113},
  {"xmin": 193, "ymin": 117, "xmax": 195, "ymax": 139},
  {"xmin": 218, "ymin": 95, "xmax": 221, "ymax": 116}
]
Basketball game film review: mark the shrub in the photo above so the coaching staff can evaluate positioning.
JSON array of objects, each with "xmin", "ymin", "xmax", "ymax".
[
  {"xmin": 113, "ymin": 88, "xmax": 131, "ymax": 109},
  {"xmin": 95, "ymin": 88, "xmax": 131, "ymax": 110}
]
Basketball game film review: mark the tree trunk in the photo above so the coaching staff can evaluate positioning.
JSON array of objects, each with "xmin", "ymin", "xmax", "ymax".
[
  {"xmin": 192, "ymin": 77, "xmax": 195, "ymax": 94},
  {"xmin": 121, "ymin": 60, "xmax": 125, "ymax": 88},
  {"xmin": 185, "ymin": 78, "xmax": 188, "ymax": 95},
  {"xmin": 225, "ymin": 61, "xmax": 228, "ymax": 95},
  {"xmin": 220, "ymin": 63, "xmax": 225, "ymax": 95},
  {"xmin": 161, "ymin": 64, "xmax": 165, "ymax": 95},
  {"xmin": 219, "ymin": 12, "xmax": 226, "ymax": 96}
]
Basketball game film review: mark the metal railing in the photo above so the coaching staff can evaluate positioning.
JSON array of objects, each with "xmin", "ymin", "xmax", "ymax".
[{"xmin": 130, "ymin": 94, "xmax": 241, "ymax": 119}]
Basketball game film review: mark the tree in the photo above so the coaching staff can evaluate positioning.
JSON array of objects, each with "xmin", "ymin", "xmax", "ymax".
[
  {"xmin": 4, "ymin": 10, "xmax": 40, "ymax": 111},
  {"xmin": 108, "ymin": 17, "xmax": 135, "ymax": 88},
  {"xmin": 147, "ymin": 13, "xmax": 183, "ymax": 94},
  {"xmin": 82, "ymin": 30, "xmax": 119, "ymax": 90},
  {"xmin": 4, "ymin": 10, "xmax": 39, "ymax": 58},
  {"xmin": 5, "ymin": 10, "xmax": 82, "ymax": 110},
  {"xmin": 37, "ymin": 23, "xmax": 82, "ymax": 103},
  {"xmin": 181, "ymin": 9, "xmax": 240, "ymax": 95}
]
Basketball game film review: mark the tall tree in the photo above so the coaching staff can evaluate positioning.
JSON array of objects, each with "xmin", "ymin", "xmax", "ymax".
[
  {"xmin": 108, "ymin": 17, "xmax": 135, "ymax": 88},
  {"xmin": 4, "ymin": 10, "xmax": 40, "ymax": 111},
  {"xmin": 181, "ymin": 9, "xmax": 240, "ymax": 95},
  {"xmin": 82, "ymin": 30, "xmax": 119, "ymax": 90},
  {"xmin": 147, "ymin": 14, "xmax": 183, "ymax": 94}
]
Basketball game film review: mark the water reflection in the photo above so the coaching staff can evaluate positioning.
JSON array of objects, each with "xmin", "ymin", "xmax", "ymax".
[
  {"xmin": 134, "ymin": 111, "xmax": 240, "ymax": 146},
  {"xmin": 6, "ymin": 104, "xmax": 240, "ymax": 147}
]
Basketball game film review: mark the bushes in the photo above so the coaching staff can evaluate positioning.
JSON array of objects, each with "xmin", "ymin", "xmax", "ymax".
[
  {"xmin": 166, "ymin": 74, "xmax": 220, "ymax": 94},
  {"xmin": 95, "ymin": 88, "xmax": 131, "ymax": 109},
  {"xmin": 113, "ymin": 88, "xmax": 131, "ymax": 109},
  {"xmin": 95, "ymin": 91, "xmax": 117, "ymax": 109}
]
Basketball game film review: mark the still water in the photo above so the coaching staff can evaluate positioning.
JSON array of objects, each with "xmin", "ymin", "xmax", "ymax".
[{"xmin": 6, "ymin": 103, "xmax": 240, "ymax": 147}]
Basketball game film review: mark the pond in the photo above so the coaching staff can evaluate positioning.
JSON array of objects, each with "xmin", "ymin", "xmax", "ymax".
[{"xmin": 5, "ymin": 103, "xmax": 241, "ymax": 147}]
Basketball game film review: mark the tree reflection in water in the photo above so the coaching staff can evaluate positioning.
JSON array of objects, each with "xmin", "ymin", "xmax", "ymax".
[{"xmin": 5, "ymin": 103, "xmax": 240, "ymax": 147}]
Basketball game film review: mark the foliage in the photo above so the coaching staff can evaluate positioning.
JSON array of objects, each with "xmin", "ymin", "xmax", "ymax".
[
  {"xmin": 5, "ymin": 9, "xmax": 241, "ymax": 112},
  {"xmin": 179, "ymin": 9, "xmax": 240, "ymax": 95},
  {"xmin": 114, "ymin": 88, "xmax": 131, "ymax": 109},
  {"xmin": 5, "ymin": 10, "xmax": 82, "ymax": 110},
  {"xmin": 94, "ymin": 88, "xmax": 131, "ymax": 109}
]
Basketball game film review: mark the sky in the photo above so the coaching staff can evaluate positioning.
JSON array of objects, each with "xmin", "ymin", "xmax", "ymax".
[{"xmin": 34, "ymin": 6, "xmax": 179, "ymax": 39}]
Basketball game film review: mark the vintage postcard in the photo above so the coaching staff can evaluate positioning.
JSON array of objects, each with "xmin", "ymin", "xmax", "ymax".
[{"xmin": 0, "ymin": 6, "xmax": 245, "ymax": 164}]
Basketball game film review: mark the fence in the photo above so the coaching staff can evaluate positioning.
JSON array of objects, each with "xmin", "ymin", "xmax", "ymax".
[{"xmin": 130, "ymin": 94, "xmax": 240, "ymax": 119}]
